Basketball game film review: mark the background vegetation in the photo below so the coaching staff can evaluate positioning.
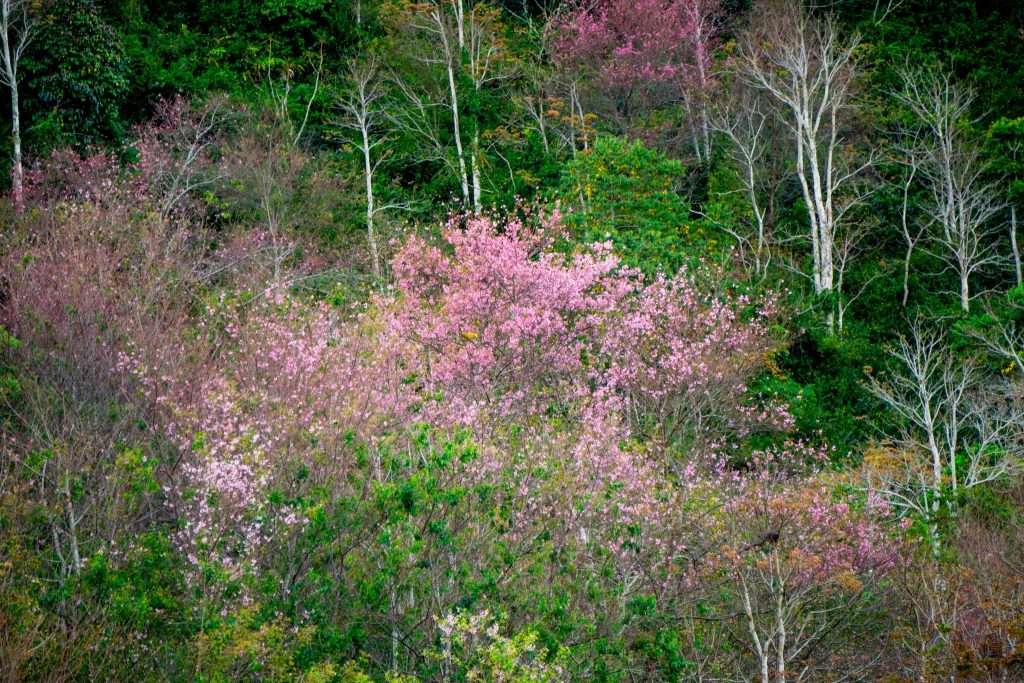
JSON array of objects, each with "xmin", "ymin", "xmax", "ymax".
[{"xmin": 1, "ymin": 0, "xmax": 1023, "ymax": 680}]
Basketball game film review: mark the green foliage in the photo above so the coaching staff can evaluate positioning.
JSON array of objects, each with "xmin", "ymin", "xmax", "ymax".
[
  {"xmin": 986, "ymin": 116, "xmax": 1024, "ymax": 204},
  {"xmin": 558, "ymin": 136, "xmax": 699, "ymax": 274},
  {"xmin": 23, "ymin": 0, "xmax": 130, "ymax": 149}
]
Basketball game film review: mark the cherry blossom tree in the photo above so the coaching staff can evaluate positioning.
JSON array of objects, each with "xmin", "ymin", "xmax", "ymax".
[
  {"xmin": 715, "ymin": 477, "xmax": 899, "ymax": 683},
  {"xmin": 553, "ymin": 0, "xmax": 720, "ymax": 160}
]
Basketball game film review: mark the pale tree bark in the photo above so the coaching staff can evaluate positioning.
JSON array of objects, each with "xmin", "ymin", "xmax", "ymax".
[
  {"xmin": 894, "ymin": 155, "xmax": 925, "ymax": 307},
  {"xmin": 737, "ymin": 2, "xmax": 870, "ymax": 321},
  {"xmin": 866, "ymin": 320, "xmax": 1023, "ymax": 552},
  {"xmin": 711, "ymin": 90, "xmax": 781, "ymax": 278},
  {"xmin": 0, "ymin": 0, "xmax": 36, "ymax": 214},
  {"xmin": 400, "ymin": 0, "xmax": 476, "ymax": 209},
  {"xmin": 834, "ymin": 221, "xmax": 879, "ymax": 332},
  {"xmin": 682, "ymin": 0, "xmax": 716, "ymax": 165},
  {"xmin": 465, "ymin": 2, "xmax": 510, "ymax": 214},
  {"xmin": 1012, "ymin": 204, "xmax": 1022, "ymax": 288},
  {"xmin": 895, "ymin": 65, "xmax": 1005, "ymax": 312},
  {"xmin": 441, "ymin": 14, "xmax": 471, "ymax": 208},
  {"xmin": 335, "ymin": 56, "xmax": 397, "ymax": 280}
]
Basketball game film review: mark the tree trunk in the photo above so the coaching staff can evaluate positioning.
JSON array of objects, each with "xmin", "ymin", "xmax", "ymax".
[
  {"xmin": 9, "ymin": 78, "xmax": 21, "ymax": 212},
  {"xmin": 960, "ymin": 271, "xmax": 970, "ymax": 312},
  {"xmin": 1011, "ymin": 204, "xmax": 1021, "ymax": 288},
  {"xmin": 903, "ymin": 241, "xmax": 913, "ymax": 307},
  {"xmin": 471, "ymin": 132, "xmax": 482, "ymax": 214},
  {"xmin": 441, "ymin": 32, "xmax": 470, "ymax": 207},
  {"xmin": 361, "ymin": 123, "xmax": 380, "ymax": 280}
]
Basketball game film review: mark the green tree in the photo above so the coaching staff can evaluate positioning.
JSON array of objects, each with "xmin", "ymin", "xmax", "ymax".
[
  {"xmin": 558, "ymin": 135, "xmax": 701, "ymax": 274},
  {"xmin": 23, "ymin": 0, "xmax": 129, "ymax": 148}
]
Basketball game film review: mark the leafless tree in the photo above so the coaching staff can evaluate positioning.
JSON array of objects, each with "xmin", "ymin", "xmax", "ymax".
[
  {"xmin": 1013, "ymin": 204, "xmax": 1022, "ymax": 289},
  {"xmin": 335, "ymin": 56, "xmax": 392, "ymax": 280},
  {"xmin": 866, "ymin": 320, "xmax": 1023, "ymax": 550},
  {"xmin": 892, "ymin": 147, "xmax": 928, "ymax": 307},
  {"xmin": 711, "ymin": 85, "xmax": 789, "ymax": 279},
  {"xmin": 0, "ymin": 0, "xmax": 36, "ymax": 213},
  {"xmin": 138, "ymin": 96, "xmax": 229, "ymax": 220},
  {"xmin": 737, "ymin": 1, "xmax": 872, "ymax": 319},
  {"xmin": 465, "ymin": 2, "xmax": 513, "ymax": 211},
  {"xmin": 225, "ymin": 55, "xmax": 327, "ymax": 283},
  {"xmin": 834, "ymin": 220, "xmax": 880, "ymax": 332},
  {"xmin": 390, "ymin": 0, "xmax": 473, "ymax": 211},
  {"xmin": 389, "ymin": 0, "xmax": 511, "ymax": 214},
  {"xmin": 894, "ymin": 65, "xmax": 1006, "ymax": 312}
]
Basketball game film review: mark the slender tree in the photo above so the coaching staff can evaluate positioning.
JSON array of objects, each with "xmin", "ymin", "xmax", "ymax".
[
  {"xmin": 737, "ymin": 2, "xmax": 871, "ymax": 318},
  {"xmin": 388, "ymin": 0, "xmax": 510, "ymax": 213},
  {"xmin": 711, "ymin": 86, "xmax": 784, "ymax": 277},
  {"xmin": 895, "ymin": 65, "xmax": 1005, "ymax": 312},
  {"xmin": 335, "ymin": 56, "xmax": 389, "ymax": 280},
  {"xmin": 0, "ymin": 0, "xmax": 36, "ymax": 213}
]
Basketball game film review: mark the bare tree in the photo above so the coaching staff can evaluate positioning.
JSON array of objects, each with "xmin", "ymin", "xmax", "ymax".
[
  {"xmin": 834, "ymin": 220, "xmax": 880, "ymax": 332},
  {"xmin": 737, "ymin": 1, "xmax": 871, "ymax": 317},
  {"xmin": 711, "ymin": 87, "xmax": 786, "ymax": 278},
  {"xmin": 465, "ymin": 2, "xmax": 512, "ymax": 213},
  {"xmin": 389, "ymin": 0, "xmax": 511, "ymax": 214},
  {"xmin": 867, "ymin": 320, "xmax": 1023, "ymax": 550},
  {"xmin": 223, "ymin": 56, "xmax": 327, "ymax": 283},
  {"xmin": 895, "ymin": 65, "xmax": 1006, "ymax": 312},
  {"xmin": 1013, "ymin": 203, "xmax": 1022, "ymax": 289},
  {"xmin": 0, "ymin": 0, "xmax": 36, "ymax": 213},
  {"xmin": 393, "ymin": 0, "xmax": 473, "ymax": 210},
  {"xmin": 335, "ymin": 56, "xmax": 391, "ymax": 280},
  {"xmin": 893, "ymin": 148, "xmax": 927, "ymax": 307},
  {"xmin": 962, "ymin": 297, "xmax": 1024, "ymax": 377},
  {"xmin": 681, "ymin": 0, "xmax": 718, "ymax": 166},
  {"xmin": 135, "ymin": 96, "xmax": 229, "ymax": 220}
]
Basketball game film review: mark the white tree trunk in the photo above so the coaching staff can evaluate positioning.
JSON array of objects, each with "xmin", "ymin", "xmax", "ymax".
[
  {"xmin": 360, "ymin": 122, "xmax": 380, "ymax": 279},
  {"xmin": 444, "ymin": 56, "xmax": 470, "ymax": 207},
  {"xmin": 1011, "ymin": 204, "xmax": 1021, "ymax": 288},
  {"xmin": 8, "ymin": 73, "xmax": 21, "ymax": 212},
  {"xmin": 0, "ymin": 0, "xmax": 26, "ymax": 213},
  {"xmin": 471, "ymin": 132, "xmax": 482, "ymax": 214},
  {"xmin": 960, "ymin": 270, "xmax": 970, "ymax": 312}
]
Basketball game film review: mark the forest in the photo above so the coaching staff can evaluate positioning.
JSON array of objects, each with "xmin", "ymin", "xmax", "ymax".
[{"xmin": 0, "ymin": 0, "xmax": 1023, "ymax": 680}]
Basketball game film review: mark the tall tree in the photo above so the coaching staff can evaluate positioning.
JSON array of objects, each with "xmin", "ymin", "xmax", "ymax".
[
  {"xmin": 0, "ymin": 0, "xmax": 35, "ymax": 212},
  {"xmin": 895, "ymin": 65, "xmax": 1005, "ymax": 312},
  {"xmin": 737, "ymin": 1, "xmax": 870, "ymax": 323},
  {"xmin": 335, "ymin": 56, "xmax": 390, "ymax": 280},
  {"xmin": 986, "ymin": 117, "xmax": 1024, "ymax": 289}
]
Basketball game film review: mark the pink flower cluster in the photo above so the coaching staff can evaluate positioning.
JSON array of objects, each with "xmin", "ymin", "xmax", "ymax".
[
  {"xmin": 124, "ymin": 293, "xmax": 412, "ymax": 570},
  {"xmin": 554, "ymin": 0, "xmax": 719, "ymax": 101},
  {"xmin": 386, "ymin": 211, "xmax": 782, "ymax": 449}
]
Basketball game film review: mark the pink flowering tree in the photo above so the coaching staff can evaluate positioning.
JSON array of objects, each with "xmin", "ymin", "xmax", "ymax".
[
  {"xmin": 385, "ymin": 210, "xmax": 781, "ymax": 448},
  {"xmin": 599, "ymin": 271, "xmax": 788, "ymax": 452},
  {"xmin": 554, "ymin": 0, "xmax": 720, "ymax": 158},
  {"xmin": 386, "ymin": 210, "xmax": 636, "ymax": 428},
  {"xmin": 383, "ymin": 208, "xmax": 787, "ymax": 568},
  {"xmin": 694, "ymin": 446, "xmax": 902, "ymax": 683},
  {"xmin": 123, "ymin": 293, "xmax": 412, "ymax": 574}
]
